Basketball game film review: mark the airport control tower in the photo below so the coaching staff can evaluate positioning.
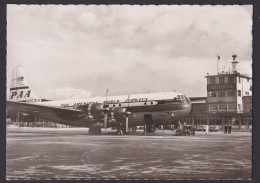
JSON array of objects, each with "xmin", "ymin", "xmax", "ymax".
[
  {"xmin": 183, "ymin": 54, "xmax": 252, "ymax": 130},
  {"xmin": 206, "ymin": 54, "xmax": 252, "ymax": 114}
]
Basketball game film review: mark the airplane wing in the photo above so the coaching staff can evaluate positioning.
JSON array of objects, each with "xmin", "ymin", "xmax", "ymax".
[{"xmin": 6, "ymin": 101, "xmax": 91, "ymax": 126}]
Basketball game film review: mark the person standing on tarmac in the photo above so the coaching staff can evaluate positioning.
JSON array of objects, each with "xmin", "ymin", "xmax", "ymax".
[
  {"xmin": 205, "ymin": 124, "xmax": 209, "ymax": 134},
  {"xmin": 224, "ymin": 122, "xmax": 228, "ymax": 134},
  {"xmin": 118, "ymin": 123, "xmax": 124, "ymax": 135},
  {"xmin": 228, "ymin": 120, "xmax": 232, "ymax": 134}
]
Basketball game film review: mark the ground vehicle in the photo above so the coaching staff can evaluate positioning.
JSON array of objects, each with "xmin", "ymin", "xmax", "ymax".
[
  {"xmin": 195, "ymin": 125, "xmax": 219, "ymax": 132},
  {"xmin": 175, "ymin": 125, "xmax": 195, "ymax": 136},
  {"xmin": 209, "ymin": 126, "xmax": 219, "ymax": 132},
  {"xmin": 195, "ymin": 125, "xmax": 206, "ymax": 131}
]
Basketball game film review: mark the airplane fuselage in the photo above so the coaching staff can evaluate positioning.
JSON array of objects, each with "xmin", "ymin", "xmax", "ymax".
[{"xmin": 30, "ymin": 92, "xmax": 191, "ymax": 127}]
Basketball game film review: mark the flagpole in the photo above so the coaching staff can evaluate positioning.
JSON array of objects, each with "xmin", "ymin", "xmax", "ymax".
[{"xmin": 217, "ymin": 55, "xmax": 220, "ymax": 74}]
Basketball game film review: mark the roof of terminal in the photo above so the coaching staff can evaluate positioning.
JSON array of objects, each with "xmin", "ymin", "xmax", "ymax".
[
  {"xmin": 189, "ymin": 97, "xmax": 207, "ymax": 104},
  {"xmin": 205, "ymin": 72, "xmax": 251, "ymax": 79}
]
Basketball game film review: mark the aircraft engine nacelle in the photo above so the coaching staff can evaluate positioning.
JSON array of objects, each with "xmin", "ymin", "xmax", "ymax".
[
  {"xmin": 113, "ymin": 108, "xmax": 131, "ymax": 116},
  {"xmin": 83, "ymin": 103, "xmax": 107, "ymax": 120}
]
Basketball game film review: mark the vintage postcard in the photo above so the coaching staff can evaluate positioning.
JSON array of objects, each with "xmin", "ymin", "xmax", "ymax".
[{"xmin": 6, "ymin": 5, "xmax": 252, "ymax": 180}]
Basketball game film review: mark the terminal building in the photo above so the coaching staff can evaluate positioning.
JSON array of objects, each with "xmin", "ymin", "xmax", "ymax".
[{"xmin": 183, "ymin": 54, "xmax": 252, "ymax": 130}]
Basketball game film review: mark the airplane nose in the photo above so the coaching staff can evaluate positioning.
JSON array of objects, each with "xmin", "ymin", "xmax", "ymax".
[
  {"xmin": 182, "ymin": 102, "xmax": 192, "ymax": 116},
  {"xmin": 186, "ymin": 104, "xmax": 192, "ymax": 115}
]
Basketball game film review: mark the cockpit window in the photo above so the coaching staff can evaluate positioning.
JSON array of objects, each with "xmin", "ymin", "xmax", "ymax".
[
  {"xmin": 173, "ymin": 95, "xmax": 190, "ymax": 103},
  {"xmin": 185, "ymin": 95, "xmax": 191, "ymax": 103}
]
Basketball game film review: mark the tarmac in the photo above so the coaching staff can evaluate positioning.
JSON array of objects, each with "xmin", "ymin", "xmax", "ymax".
[{"xmin": 6, "ymin": 126, "xmax": 252, "ymax": 180}]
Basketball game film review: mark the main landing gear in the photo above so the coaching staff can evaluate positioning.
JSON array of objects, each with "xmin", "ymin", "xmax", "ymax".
[
  {"xmin": 144, "ymin": 114, "xmax": 155, "ymax": 135},
  {"xmin": 89, "ymin": 126, "xmax": 101, "ymax": 135}
]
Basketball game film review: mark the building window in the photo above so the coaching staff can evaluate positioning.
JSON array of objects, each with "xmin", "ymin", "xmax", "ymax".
[
  {"xmin": 209, "ymin": 91, "xmax": 217, "ymax": 97},
  {"xmin": 201, "ymin": 118, "xmax": 207, "ymax": 125},
  {"xmin": 247, "ymin": 79, "xmax": 250, "ymax": 82},
  {"xmin": 216, "ymin": 119, "xmax": 221, "ymax": 125},
  {"xmin": 247, "ymin": 103, "xmax": 251, "ymax": 111},
  {"xmin": 228, "ymin": 104, "xmax": 236, "ymax": 111},
  {"xmin": 218, "ymin": 90, "xmax": 226, "ymax": 97},
  {"xmin": 209, "ymin": 118, "xmax": 213, "ymax": 125},
  {"xmin": 219, "ymin": 104, "xmax": 227, "ymax": 111},
  {"xmin": 207, "ymin": 78, "xmax": 211, "ymax": 84},
  {"xmin": 210, "ymin": 77, "xmax": 215, "ymax": 84},
  {"xmin": 215, "ymin": 77, "xmax": 219, "ymax": 84},
  {"xmin": 238, "ymin": 104, "xmax": 241, "ymax": 110},
  {"xmin": 194, "ymin": 119, "xmax": 199, "ymax": 125},
  {"xmin": 245, "ymin": 91, "xmax": 249, "ymax": 95},
  {"xmin": 241, "ymin": 119, "xmax": 245, "ymax": 125},
  {"xmin": 227, "ymin": 90, "xmax": 236, "ymax": 97},
  {"xmin": 228, "ymin": 76, "xmax": 235, "ymax": 83},
  {"xmin": 249, "ymin": 119, "xmax": 252, "ymax": 126},
  {"xmin": 219, "ymin": 76, "xmax": 225, "ymax": 84},
  {"xmin": 238, "ymin": 77, "xmax": 241, "ymax": 83},
  {"xmin": 238, "ymin": 90, "xmax": 241, "ymax": 97},
  {"xmin": 209, "ymin": 105, "xmax": 218, "ymax": 111},
  {"xmin": 224, "ymin": 76, "xmax": 228, "ymax": 84}
]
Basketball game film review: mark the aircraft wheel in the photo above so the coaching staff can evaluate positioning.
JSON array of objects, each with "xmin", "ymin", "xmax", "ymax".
[{"xmin": 89, "ymin": 127, "xmax": 101, "ymax": 135}]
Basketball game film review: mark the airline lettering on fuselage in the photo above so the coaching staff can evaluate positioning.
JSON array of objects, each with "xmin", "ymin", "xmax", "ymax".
[
  {"xmin": 10, "ymin": 90, "xmax": 31, "ymax": 99},
  {"xmin": 26, "ymin": 98, "xmax": 41, "ymax": 103},
  {"xmin": 105, "ymin": 100, "xmax": 120, "ymax": 104},
  {"xmin": 125, "ymin": 98, "xmax": 148, "ymax": 102},
  {"xmin": 60, "ymin": 102, "xmax": 91, "ymax": 107},
  {"xmin": 59, "ymin": 98, "xmax": 149, "ymax": 107}
]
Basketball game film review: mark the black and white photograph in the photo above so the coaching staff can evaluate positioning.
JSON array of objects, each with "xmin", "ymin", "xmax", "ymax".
[{"xmin": 6, "ymin": 5, "xmax": 252, "ymax": 180}]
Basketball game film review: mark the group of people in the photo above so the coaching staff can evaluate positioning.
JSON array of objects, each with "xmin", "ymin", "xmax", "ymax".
[{"xmin": 224, "ymin": 121, "xmax": 232, "ymax": 134}]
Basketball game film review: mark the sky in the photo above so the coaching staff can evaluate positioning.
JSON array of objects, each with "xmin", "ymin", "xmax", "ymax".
[{"xmin": 7, "ymin": 5, "xmax": 252, "ymax": 100}]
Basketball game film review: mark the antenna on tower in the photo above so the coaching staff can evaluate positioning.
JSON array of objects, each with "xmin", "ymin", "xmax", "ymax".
[
  {"xmin": 105, "ymin": 89, "xmax": 108, "ymax": 105},
  {"xmin": 217, "ymin": 55, "xmax": 220, "ymax": 74}
]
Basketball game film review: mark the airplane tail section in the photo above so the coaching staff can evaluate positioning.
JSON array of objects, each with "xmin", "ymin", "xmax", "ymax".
[{"xmin": 8, "ymin": 65, "xmax": 41, "ymax": 103}]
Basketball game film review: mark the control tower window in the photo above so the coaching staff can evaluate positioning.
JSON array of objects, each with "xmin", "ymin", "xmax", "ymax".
[
  {"xmin": 210, "ymin": 77, "xmax": 215, "ymax": 84},
  {"xmin": 238, "ymin": 90, "xmax": 241, "ymax": 97},
  {"xmin": 228, "ymin": 76, "xmax": 235, "ymax": 83},
  {"xmin": 215, "ymin": 77, "xmax": 219, "ymax": 84},
  {"xmin": 209, "ymin": 105, "xmax": 218, "ymax": 111},
  {"xmin": 219, "ymin": 76, "xmax": 225, "ymax": 84},
  {"xmin": 224, "ymin": 76, "xmax": 228, "ymax": 84},
  {"xmin": 218, "ymin": 90, "xmax": 226, "ymax": 97},
  {"xmin": 219, "ymin": 104, "xmax": 227, "ymax": 111},
  {"xmin": 227, "ymin": 90, "xmax": 235, "ymax": 97},
  {"xmin": 209, "ymin": 91, "xmax": 217, "ymax": 97},
  {"xmin": 228, "ymin": 104, "xmax": 236, "ymax": 111},
  {"xmin": 207, "ymin": 78, "xmax": 211, "ymax": 84}
]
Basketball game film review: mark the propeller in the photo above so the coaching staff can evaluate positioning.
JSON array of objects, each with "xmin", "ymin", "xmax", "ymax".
[
  {"xmin": 103, "ymin": 89, "xmax": 109, "ymax": 129},
  {"xmin": 125, "ymin": 94, "xmax": 130, "ymax": 132}
]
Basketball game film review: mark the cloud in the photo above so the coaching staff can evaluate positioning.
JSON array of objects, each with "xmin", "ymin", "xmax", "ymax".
[
  {"xmin": 7, "ymin": 5, "xmax": 252, "ymax": 98},
  {"xmin": 46, "ymin": 87, "xmax": 92, "ymax": 100}
]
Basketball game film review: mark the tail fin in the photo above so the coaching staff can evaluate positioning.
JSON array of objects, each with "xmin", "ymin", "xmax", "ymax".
[{"xmin": 8, "ymin": 65, "xmax": 41, "ymax": 103}]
